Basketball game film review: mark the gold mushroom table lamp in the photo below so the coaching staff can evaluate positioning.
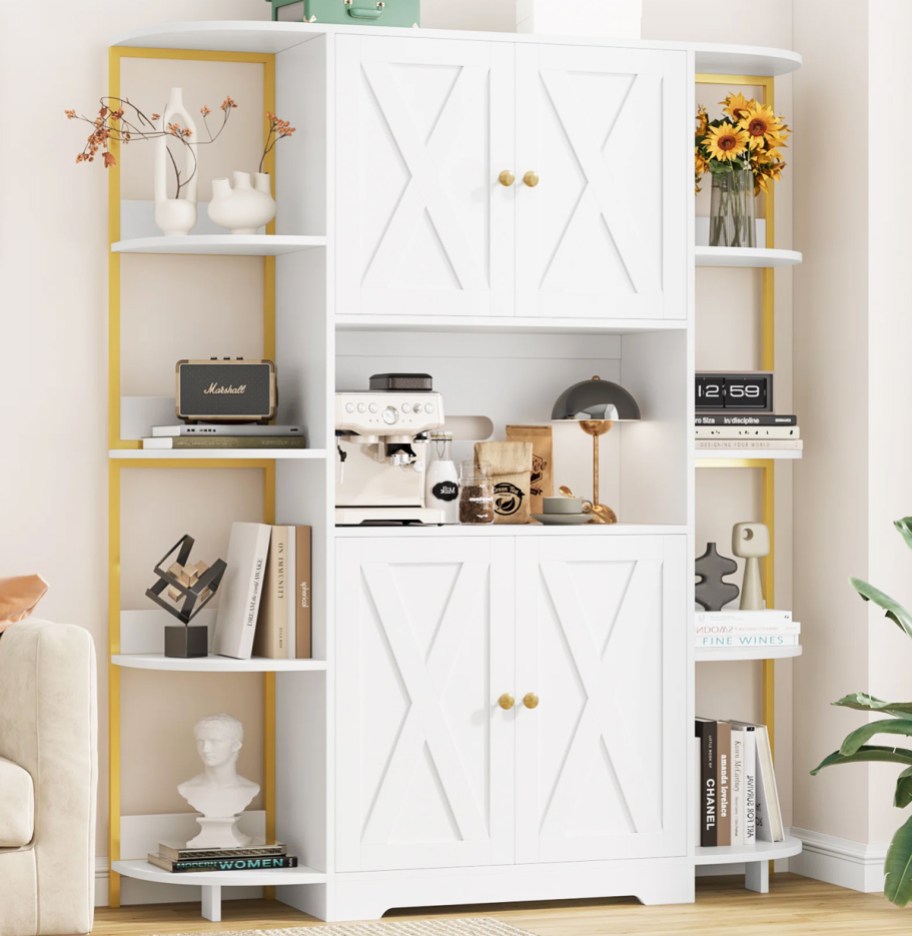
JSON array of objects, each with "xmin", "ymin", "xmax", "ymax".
[{"xmin": 551, "ymin": 376, "xmax": 641, "ymax": 525}]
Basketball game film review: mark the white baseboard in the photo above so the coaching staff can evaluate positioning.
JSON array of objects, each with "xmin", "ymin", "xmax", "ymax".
[
  {"xmin": 790, "ymin": 827, "xmax": 887, "ymax": 893},
  {"xmin": 96, "ymin": 858, "xmax": 109, "ymax": 907}
]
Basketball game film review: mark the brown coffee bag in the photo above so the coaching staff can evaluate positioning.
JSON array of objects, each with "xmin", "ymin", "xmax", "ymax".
[
  {"xmin": 506, "ymin": 426, "xmax": 553, "ymax": 517},
  {"xmin": 475, "ymin": 441, "xmax": 533, "ymax": 524}
]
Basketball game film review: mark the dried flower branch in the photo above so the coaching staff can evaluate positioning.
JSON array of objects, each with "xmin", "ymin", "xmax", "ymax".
[
  {"xmin": 66, "ymin": 95, "xmax": 236, "ymax": 199},
  {"xmin": 259, "ymin": 112, "xmax": 296, "ymax": 173}
]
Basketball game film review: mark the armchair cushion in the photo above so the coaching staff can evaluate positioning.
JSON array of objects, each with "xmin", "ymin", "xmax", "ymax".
[{"xmin": 0, "ymin": 756, "xmax": 33, "ymax": 847}]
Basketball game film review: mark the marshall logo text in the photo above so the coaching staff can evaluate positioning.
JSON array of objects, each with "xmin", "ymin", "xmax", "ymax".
[{"xmin": 204, "ymin": 382, "xmax": 248, "ymax": 395}]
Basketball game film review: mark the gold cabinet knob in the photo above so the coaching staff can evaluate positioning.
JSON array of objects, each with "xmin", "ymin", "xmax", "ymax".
[
  {"xmin": 522, "ymin": 171, "xmax": 540, "ymax": 188},
  {"xmin": 498, "ymin": 170, "xmax": 516, "ymax": 187},
  {"xmin": 498, "ymin": 693, "xmax": 515, "ymax": 711},
  {"xmin": 523, "ymin": 692, "xmax": 540, "ymax": 710}
]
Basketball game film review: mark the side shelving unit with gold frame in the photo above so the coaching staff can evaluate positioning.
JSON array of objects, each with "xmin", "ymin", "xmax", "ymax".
[
  {"xmin": 693, "ymin": 69, "xmax": 803, "ymax": 889},
  {"xmin": 105, "ymin": 44, "xmax": 330, "ymax": 921}
]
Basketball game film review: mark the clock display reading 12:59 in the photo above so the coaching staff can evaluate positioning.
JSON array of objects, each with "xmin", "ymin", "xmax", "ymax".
[{"xmin": 695, "ymin": 372, "xmax": 773, "ymax": 412}]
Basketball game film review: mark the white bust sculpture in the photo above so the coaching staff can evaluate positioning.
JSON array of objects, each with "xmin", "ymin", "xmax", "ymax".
[{"xmin": 178, "ymin": 714, "xmax": 260, "ymax": 848}]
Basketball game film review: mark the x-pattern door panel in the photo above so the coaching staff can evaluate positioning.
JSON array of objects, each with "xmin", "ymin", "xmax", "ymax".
[
  {"xmin": 516, "ymin": 46, "xmax": 688, "ymax": 320},
  {"xmin": 336, "ymin": 36, "xmax": 515, "ymax": 318},
  {"xmin": 515, "ymin": 535, "xmax": 687, "ymax": 863},
  {"xmin": 336, "ymin": 538, "xmax": 515, "ymax": 871}
]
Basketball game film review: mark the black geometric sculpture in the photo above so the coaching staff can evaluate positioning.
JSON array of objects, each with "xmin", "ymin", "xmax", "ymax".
[
  {"xmin": 695, "ymin": 542, "xmax": 740, "ymax": 612},
  {"xmin": 145, "ymin": 535, "xmax": 227, "ymax": 658}
]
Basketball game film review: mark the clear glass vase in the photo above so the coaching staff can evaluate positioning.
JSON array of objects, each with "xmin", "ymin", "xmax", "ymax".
[{"xmin": 709, "ymin": 169, "xmax": 756, "ymax": 248}]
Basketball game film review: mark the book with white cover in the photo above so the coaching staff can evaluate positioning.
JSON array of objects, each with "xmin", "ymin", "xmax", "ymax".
[
  {"xmin": 214, "ymin": 522, "xmax": 272, "ymax": 660},
  {"xmin": 152, "ymin": 424, "xmax": 305, "ymax": 437},
  {"xmin": 755, "ymin": 724, "xmax": 785, "ymax": 842},
  {"xmin": 696, "ymin": 610, "xmax": 792, "ymax": 624},
  {"xmin": 695, "ymin": 426, "xmax": 800, "ymax": 440},
  {"xmin": 729, "ymin": 726, "xmax": 745, "ymax": 846},
  {"xmin": 697, "ymin": 634, "xmax": 800, "ymax": 648},
  {"xmin": 727, "ymin": 721, "xmax": 757, "ymax": 843},
  {"xmin": 253, "ymin": 525, "xmax": 291, "ymax": 660}
]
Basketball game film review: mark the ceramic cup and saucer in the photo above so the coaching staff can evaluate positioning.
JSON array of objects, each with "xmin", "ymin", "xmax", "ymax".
[{"xmin": 532, "ymin": 496, "xmax": 593, "ymax": 526}]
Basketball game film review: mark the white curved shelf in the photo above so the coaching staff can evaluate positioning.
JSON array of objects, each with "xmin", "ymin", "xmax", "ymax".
[
  {"xmin": 696, "ymin": 247, "xmax": 802, "ymax": 268},
  {"xmin": 696, "ymin": 447, "xmax": 803, "ymax": 461},
  {"xmin": 693, "ymin": 44, "xmax": 802, "ymax": 77},
  {"xmin": 112, "ymin": 654, "xmax": 327, "ymax": 673},
  {"xmin": 109, "ymin": 449, "xmax": 327, "ymax": 461},
  {"xmin": 696, "ymin": 645, "xmax": 802, "ymax": 662},
  {"xmin": 111, "ymin": 23, "xmax": 800, "ymax": 78},
  {"xmin": 113, "ymin": 858, "xmax": 326, "ymax": 887},
  {"xmin": 695, "ymin": 835, "xmax": 803, "ymax": 866},
  {"xmin": 112, "ymin": 235, "xmax": 326, "ymax": 256}
]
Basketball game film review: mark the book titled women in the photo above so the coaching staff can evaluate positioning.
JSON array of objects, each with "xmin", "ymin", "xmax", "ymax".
[{"xmin": 214, "ymin": 522, "xmax": 272, "ymax": 659}]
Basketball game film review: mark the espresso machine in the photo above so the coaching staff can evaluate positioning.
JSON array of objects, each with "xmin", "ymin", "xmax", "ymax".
[{"xmin": 335, "ymin": 388, "xmax": 446, "ymax": 525}]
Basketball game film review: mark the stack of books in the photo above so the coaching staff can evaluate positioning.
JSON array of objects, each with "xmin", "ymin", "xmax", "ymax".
[
  {"xmin": 148, "ymin": 841, "xmax": 297, "ymax": 873},
  {"xmin": 214, "ymin": 522, "xmax": 313, "ymax": 661},
  {"xmin": 694, "ymin": 413, "xmax": 802, "ymax": 453},
  {"xmin": 142, "ymin": 424, "xmax": 308, "ymax": 450},
  {"xmin": 694, "ymin": 718, "xmax": 784, "ymax": 847},
  {"xmin": 695, "ymin": 609, "xmax": 800, "ymax": 651}
]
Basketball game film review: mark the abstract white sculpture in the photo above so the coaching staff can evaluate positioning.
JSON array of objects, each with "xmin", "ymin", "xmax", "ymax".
[
  {"xmin": 732, "ymin": 521, "xmax": 771, "ymax": 611},
  {"xmin": 178, "ymin": 713, "xmax": 260, "ymax": 848},
  {"xmin": 154, "ymin": 87, "xmax": 198, "ymax": 236}
]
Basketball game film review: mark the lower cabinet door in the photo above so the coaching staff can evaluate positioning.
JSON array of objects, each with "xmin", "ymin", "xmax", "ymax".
[
  {"xmin": 514, "ymin": 535, "xmax": 688, "ymax": 863},
  {"xmin": 335, "ymin": 536, "xmax": 515, "ymax": 871}
]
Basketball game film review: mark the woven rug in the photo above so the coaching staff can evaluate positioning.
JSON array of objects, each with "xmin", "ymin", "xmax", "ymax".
[{"xmin": 158, "ymin": 920, "xmax": 537, "ymax": 936}]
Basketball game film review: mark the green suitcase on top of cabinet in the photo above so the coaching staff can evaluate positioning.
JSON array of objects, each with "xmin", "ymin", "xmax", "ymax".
[{"xmin": 266, "ymin": 0, "xmax": 420, "ymax": 27}]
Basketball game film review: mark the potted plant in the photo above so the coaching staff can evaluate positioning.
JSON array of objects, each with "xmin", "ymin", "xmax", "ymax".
[
  {"xmin": 812, "ymin": 516, "xmax": 912, "ymax": 905},
  {"xmin": 695, "ymin": 93, "xmax": 789, "ymax": 248}
]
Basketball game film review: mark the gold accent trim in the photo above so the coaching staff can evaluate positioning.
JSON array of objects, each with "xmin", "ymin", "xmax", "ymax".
[
  {"xmin": 108, "ymin": 459, "xmax": 122, "ymax": 907},
  {"xmin": 498, "ymin": 693, "xmax": 515, "ymax": 711}
]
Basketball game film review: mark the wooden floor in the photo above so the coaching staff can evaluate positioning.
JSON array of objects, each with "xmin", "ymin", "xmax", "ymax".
[{"xmin": 91, "ymin": 875, "xmax": 909, "ymax": 935}]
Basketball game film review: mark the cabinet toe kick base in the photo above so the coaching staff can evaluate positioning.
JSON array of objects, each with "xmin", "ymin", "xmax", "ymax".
[{"xmin": 326, "ymin": 858, "xmax": 694, "ymax": 922}]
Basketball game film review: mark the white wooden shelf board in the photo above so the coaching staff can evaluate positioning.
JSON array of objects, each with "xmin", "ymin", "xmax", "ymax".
[
  {"xmin": 694, "ymin": 44, "xmax": 802, "ymax": 77},
  {"xmin": 113, "ymin": 859, "xmax": 326, "ymax": 887},
  {"xmin": 695, "ymin": 247, "xmax": 802, "ymax": 268},
  {"xmin": 695, "ymin": 835, "xmax": 803, "ymax": 866},
  {"xmin": 696, "ymin": 448, "xmax": 802, "ymax": 461},
  {"xmin": 335, "ymin": 315, "xmax": 689, "ymax": 335},
  {"xmin": 112, "ymin": 235, "xmax": 326, "ymax": 256},
  {"xmin": 109, "ymin": 449, "xmax": 327, "ymax": 461},
  {"xmin": 112, "ymin": 654, "xmax": 326, "ymax": 673},
  {"xmin": 695, "ymin": 645, "xmax": 802, "ymax": 662},
  {"xmin": 334, "ymin": 524, "xmax": 689, "ymax": 538},
  {"xmin": 111, "ymin": 23, "xmax": 800, "ymax": 78}
]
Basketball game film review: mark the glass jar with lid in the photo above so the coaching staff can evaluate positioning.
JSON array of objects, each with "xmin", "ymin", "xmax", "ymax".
[{"xmin": 458, "ymin": 461, "xmax": 495, "ymax": 525}]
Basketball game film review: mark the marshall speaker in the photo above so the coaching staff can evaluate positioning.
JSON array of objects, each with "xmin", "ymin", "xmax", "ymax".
[{"xmin": 176, "ymin": 359, "xmax": 277, "ymax": 423}]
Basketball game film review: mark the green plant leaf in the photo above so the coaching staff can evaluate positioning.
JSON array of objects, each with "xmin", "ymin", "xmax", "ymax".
[
  {"xmin": 833, "ymin": 693, "xmax": 912, "ymax": 718},
  {"xmin": 885, "ymin": 814, "xmax": 912, "ymax": 906},
  {"xmin": 810, "ymin": 745, "xmax": 912, "ymax": 776},
  {"xmin": 851, "ymin": 577, "xmax": 912, "ymax": 640},
  {"xmin": 840, "ymin": 719, "xmax": 912, "ymax": 755},
  {"xmin": 895, "ymin": 768, "xmax": 912, "ymax": 809},
  {"xmin": 894, "ymin": 517, "xmax": 912, "ymax": 552}
]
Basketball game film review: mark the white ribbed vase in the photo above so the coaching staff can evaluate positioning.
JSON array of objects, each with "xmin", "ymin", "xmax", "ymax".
[{"xmin": 207, "ymin": 171, "xmax": 276, "ymax": 235}]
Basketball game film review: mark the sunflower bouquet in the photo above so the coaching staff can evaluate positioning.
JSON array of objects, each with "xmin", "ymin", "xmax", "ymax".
[{"xmin": 695, "ymin": 92, "xmax": 789, "ymax": 247}]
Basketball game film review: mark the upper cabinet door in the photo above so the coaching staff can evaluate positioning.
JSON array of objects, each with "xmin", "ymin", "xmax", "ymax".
[
  {"xmin": 514, "ymin": 534, "xmax": 688, "ymax": 864},
  {"xmin": 335, "ymin": 536, "xmax": 516, "ymax": 872},
  {"xmin": 515, "ymin": 46, "xmax": 688, "ymax": 320},
  {"xmin": 336, "ymin": 36, "xmax": 516, "ymax": 319}
]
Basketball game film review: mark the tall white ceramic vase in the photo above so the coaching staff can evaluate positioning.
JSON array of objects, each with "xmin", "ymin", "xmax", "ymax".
[{"xmin": 154, "ymin": 87, "xmax": 199, "ymax": 237}]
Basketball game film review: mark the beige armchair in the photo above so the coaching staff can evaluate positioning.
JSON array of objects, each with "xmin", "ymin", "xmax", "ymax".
[{"xmin": 0, "ymin": 621, "xmax": 97, "ymax": 936}]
